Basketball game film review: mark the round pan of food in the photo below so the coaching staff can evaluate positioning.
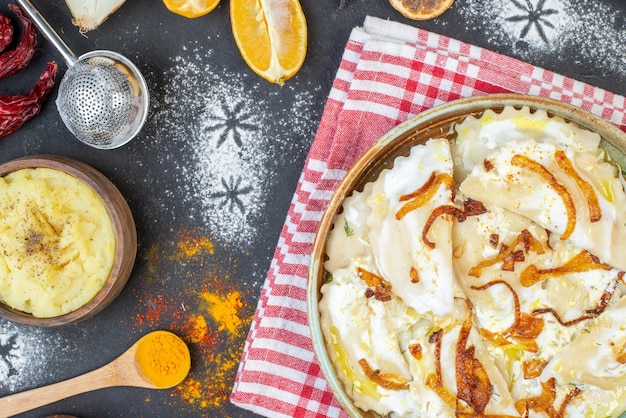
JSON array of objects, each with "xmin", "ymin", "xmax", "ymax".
[{"xmin": 308, "ymin": 93, "xmax": 626, "ymax": 417}]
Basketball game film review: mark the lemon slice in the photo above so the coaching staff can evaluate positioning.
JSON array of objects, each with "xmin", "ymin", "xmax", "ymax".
[
  {"xmin": 388, "ymin": 0, "xmax": 455, "ymax": 20},
  {"xmin": 230, "ymin": 0, "xmax": 307, "ymax": 85},
  {"xmin": 162, "ymin": 0, "xmax": 220, "ymax": 18}
]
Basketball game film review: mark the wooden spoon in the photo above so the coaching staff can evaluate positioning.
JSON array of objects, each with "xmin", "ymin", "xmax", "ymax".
[{"xmin": 0, "ymin": 330, "xmax": 190, "ymax": 418}]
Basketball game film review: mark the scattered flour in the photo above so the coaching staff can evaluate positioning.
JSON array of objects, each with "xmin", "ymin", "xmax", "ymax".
[
  {"xmin": 140, "ymin": 2, "xmax": 626, "ymax": 250},
  {"xmin": 456, "ymin": 0, "xmax": 626, "ymax": 77},
  {"xmin": 0, "ymin": 319, "xmax": 69, "ymax": 393},
  {"xmin": 144, "ymin": 47, "xmax": 319, "ymax": 249}
]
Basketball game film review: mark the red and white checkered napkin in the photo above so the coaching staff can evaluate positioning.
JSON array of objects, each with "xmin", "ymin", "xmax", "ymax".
[{"xmin": 230, "ymin": 15, "xmax": 626, "ymax": 417}]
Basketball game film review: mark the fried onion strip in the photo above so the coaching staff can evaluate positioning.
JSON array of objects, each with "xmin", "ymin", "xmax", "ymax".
[
  {"xmin": 520, "ymin": 250, "xmax": 612, "ymax": 288},
  {"xmin": 554, "ymin": 150, "xmax": 601, "ymax": 223},
  {"xmin": 514, "ymin": 377, "xmax": 581, "ymax": 418},
  {"xmin": 422, "ymin": 205, "xmax": 466, "ymax": 249},
  {"xmin": 456, "ymin": 308, "xmax": 493, "ymax": 413},
  {"xmin": 471, "ymin": 280, "xmax": 543, "ymax": 352},
  {"xmin": 532, "ymin": 280, "xmax": 617, "ymax": 326},
  {"xmin": 523, "ymin": 358, "xmax": 548, "ymax": 379},
  {"xmin": 469, "ymin": 229, "xmax": 544, "ymax": 277},
  {"xmin": 511, "ymin": 154, "xmax": 576, "ymax": 240},
  {"xmin": 357, "ymin": 358, "xmax": 410, "ymax": 391},
  {"xmin": 463, "ymin": 198, "xmax": 488, "ymax": 216},
  {"xmin": 396, "ymin": 172, "xmax": 454, "ymax": 220},
  {"xmin": 425, "ymin": 329, "xmax": 457, "ymax": 408},
  {"xmin": 357, "ymin": 267, "xmax": 393, "ymax": 302},
  {"xmin": 471, "ymin": 280, "xmax": 520, "ymax": 334}
]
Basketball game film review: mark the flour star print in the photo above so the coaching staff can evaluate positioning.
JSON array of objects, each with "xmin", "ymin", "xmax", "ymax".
[
  {"xmin": 204, "ymin": 100, "xmax": 257, "ymax": 148},
  {"xmin": 506, "ymin": 0, "xmax": 558, "ymax": 43},
  {"xmin": 211, "ymin": 176, "xmax": 253, "ymax": 214}
]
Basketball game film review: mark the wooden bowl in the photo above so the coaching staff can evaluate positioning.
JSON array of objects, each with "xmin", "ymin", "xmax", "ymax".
[
  {"xmin": 307, "ymin": 93, "xmax": 626, "ymax": 417},
  {"xmin": 0, "ymin": 155, "xmax": 137, "ymax": 327}
]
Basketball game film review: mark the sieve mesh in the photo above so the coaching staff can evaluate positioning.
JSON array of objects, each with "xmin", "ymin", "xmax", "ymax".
[
  {"xmin": 57, "ymin": 57, "xmax": 141, "ymax": 148},
  {"xmin": 16, "ymin": 0, "xmax": 149, "ymax": 150}
]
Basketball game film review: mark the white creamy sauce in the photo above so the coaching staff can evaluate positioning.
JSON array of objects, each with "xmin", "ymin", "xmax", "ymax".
[{"xmin": 367, "ymin": 140, "xmax": 456, "ymax": 317}]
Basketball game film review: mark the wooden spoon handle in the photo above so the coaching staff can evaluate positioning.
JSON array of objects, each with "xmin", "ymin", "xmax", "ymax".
[{"xmin": 0, "ymin": 363, "xmax": 118, "ymax": 418}]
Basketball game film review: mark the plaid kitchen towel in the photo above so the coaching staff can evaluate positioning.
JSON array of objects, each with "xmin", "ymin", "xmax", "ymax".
[{"xmin": 230, "ymin": 15, "xmax": 626, "ymax": 417}]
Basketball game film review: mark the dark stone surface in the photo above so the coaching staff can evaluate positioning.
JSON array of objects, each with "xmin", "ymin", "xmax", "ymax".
[{"xmin": 1, "ymin": 0, "xmax": 625, "ymax": 416}]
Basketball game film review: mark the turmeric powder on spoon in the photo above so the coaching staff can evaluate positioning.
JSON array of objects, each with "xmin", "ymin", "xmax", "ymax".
[{"xmin": 135, "ymin": 330, "xmax": 191, "ymax": 389}]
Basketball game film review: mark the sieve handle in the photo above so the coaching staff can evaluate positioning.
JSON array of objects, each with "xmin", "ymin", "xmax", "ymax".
[{"xmin": 16, "ymin": 0, "xmax": 77, "ymax": 66}]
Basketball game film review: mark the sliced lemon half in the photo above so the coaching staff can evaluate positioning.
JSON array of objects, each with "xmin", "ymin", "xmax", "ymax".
[{"xmin": 230, "ymin": 0, "xmax": 308, "ymax": 85}]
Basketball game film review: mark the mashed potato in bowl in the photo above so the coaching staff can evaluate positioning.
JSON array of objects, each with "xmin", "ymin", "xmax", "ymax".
[
  {"xmin": 318, "ymin": 105, "xmax": 626, "ymax": 417},
  {"xmin": 0, "ymin": 167, "xmax": 116, "ymax": 318}
]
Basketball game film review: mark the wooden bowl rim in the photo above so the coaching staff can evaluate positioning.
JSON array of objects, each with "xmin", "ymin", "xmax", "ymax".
[
  {"xmin": 0, "ymin": 154, "xmax": 137, "ymax": 327},
  {"xmin": 307, "ymin": 93, "xmax": 626, "ymax": 417}
]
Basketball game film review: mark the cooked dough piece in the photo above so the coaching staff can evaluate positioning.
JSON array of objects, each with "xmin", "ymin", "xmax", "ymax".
[
  {"xmin": 460, "ymin": 139, "xmax": 626, "ymax": 270},
  {"xmin": 366, "ymin": 138, "xmax": 460, "ymax": 317}
]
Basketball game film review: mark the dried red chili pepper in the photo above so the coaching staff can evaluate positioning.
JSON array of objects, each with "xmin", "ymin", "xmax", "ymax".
[
  {"xmin": 0, "ymin": 61, "xmax": 57, "ymax": 139},
  {"xmin": 0, "ymin": 4, "xmax": 36, "ymax": 78},
  {"xmin": 0, "ymin": 13, "xmax": 14, "ymax": 52}
]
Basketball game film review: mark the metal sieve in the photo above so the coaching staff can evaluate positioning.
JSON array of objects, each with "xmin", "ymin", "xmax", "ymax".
[{"xmin": 16, "ymin": 0, "xmax": 149, "ymax": 149}]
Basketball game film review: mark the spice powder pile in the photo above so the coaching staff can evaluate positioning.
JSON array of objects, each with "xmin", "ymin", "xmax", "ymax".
[
  {"xmin": 131, "ymin": 227, "xmax": 255, "ymax": 412},
  {"xmin": 135, "ymin": 330, "xmax": 191, "ymax": 389}
]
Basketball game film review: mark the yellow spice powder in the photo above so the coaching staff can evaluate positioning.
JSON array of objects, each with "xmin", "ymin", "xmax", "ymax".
[
  {"xmin": 201, "ymin": 290, "xmax": 244, "ymax": 335},
  {"xmin": 135, "ymin": 330, "xmax": 191, "ymax": 389},
  {"xmin": 187, "ymin": 314, "xmax": 209, "ymax": 343},
  {"xmin": 177, "ymin": 235, "xmax": 215, "ymax": 258},
  {"xmin": 180, "ymin": 378, "xmax": 208, "ymax": 407}
]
